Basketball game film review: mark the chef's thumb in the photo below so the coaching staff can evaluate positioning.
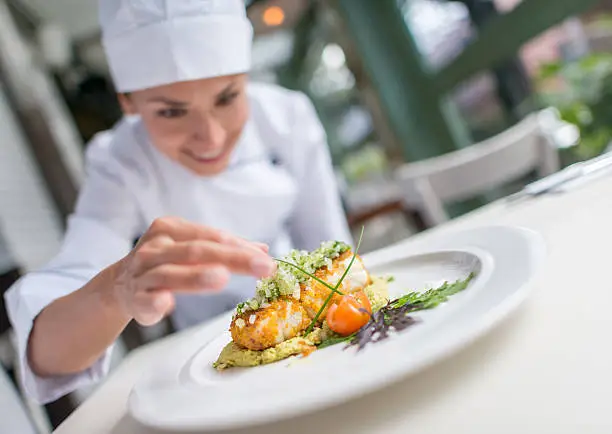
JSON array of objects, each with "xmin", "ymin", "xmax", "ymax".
[{"xmin": 152, "ymin": 291, "xmax": 176, "ymax": 318}]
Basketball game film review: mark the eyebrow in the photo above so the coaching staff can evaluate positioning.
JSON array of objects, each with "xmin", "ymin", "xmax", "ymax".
[
  {"xmin": 146, "ymin": 96, "xmax": 189, "ymax": 107},
  {"xmin": 216, "ymin": 82, "xmax": 238, "ymax": 99},
  {"xmin": 146, "ymin": 82, "xmax": 239, "ymax": 106}
]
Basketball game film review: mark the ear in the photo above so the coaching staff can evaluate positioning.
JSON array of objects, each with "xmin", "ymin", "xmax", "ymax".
[{"xmin": 117, "ymin": 93, "xmax": 136, "ymax": 115}]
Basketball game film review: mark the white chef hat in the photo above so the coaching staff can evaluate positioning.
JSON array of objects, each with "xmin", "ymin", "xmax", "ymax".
[{"xmin": 99, "ymin": 0, "xmax": 254, "ymax": 92}]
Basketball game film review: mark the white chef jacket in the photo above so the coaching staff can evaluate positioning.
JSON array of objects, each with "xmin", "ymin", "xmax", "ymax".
[{"xmin": 4, "ymin": 83, "xmax": 352, "ymax": 404}]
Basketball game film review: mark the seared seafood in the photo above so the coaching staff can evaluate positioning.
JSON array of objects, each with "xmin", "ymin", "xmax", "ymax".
[{"xmin": 230, "ymin": 243, "xmax": 370, "ymax": 351}]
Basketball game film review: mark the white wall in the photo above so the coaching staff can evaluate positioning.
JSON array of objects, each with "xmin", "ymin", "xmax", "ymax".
[{"xmin": 0, "ymin": 84, "xmax": 64, "ymax": 272}]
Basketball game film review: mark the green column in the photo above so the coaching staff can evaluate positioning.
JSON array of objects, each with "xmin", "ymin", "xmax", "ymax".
[
  {"xmin": 331, "ymin": 0, "xmax": 471, "ymax": 162},
  {"xmin": 437, "ymin": 0, "xmax": 602, "ymax": 91},
  {"xmin": 276, "ymin": 4, "xmax": 316, "ymax": 92},
  {"xmin": 276, "ymin": 5, "xmax": 347, "ymax": 164}
]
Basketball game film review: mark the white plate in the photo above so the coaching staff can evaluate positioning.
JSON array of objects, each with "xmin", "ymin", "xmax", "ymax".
[{"xmin": 128, "ymin": 225, "xmax": 546, "ymax": 431}]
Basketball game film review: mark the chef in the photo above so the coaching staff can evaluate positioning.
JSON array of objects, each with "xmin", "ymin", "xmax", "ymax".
[{"xmin": 5, "ymin": 0, "xmax": 351, "ymax": 404}]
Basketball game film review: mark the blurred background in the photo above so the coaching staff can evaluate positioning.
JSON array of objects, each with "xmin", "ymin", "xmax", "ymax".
[{"xmin": 1, "ymin": 0, "xmax": 611, "ymax": 430}]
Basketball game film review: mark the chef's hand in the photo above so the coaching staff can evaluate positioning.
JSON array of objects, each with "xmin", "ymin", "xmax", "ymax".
[{"xmin": 112, "ymin": 217, "xmax": 276, "ymax": 326}]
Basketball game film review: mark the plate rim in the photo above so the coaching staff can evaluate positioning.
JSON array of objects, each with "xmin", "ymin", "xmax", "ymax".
[{"xmin": 128, "ymin": 225, "xmax": 547, "ymax": 430}]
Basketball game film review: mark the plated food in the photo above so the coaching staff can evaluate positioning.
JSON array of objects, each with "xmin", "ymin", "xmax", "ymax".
[
  {"xmin": 214, "ymin": 237, "xmax": 474, "ymax": 370},
  {"xmin": 130, "ymin": 226, "xmax": 545, "ymax": 431}
]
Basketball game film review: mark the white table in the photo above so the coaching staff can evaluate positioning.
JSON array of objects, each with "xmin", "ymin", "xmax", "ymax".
[{"xmin": 55, "ymin": 175, "xmax": 612, "ymax": 434}]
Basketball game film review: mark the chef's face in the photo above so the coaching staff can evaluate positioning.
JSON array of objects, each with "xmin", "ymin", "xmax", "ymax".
[{"xmin": 119, "ymin": 74, "xmax": 249, "ymax": 176}]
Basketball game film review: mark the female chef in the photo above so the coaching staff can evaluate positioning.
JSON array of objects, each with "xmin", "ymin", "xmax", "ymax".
[{"xmin": 5, "ymin": 0, "xmax": 351, "ymax": 403}]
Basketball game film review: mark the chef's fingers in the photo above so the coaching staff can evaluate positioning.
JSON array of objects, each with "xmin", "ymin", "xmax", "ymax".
[
  {"xmin": 133, "ymin": 241, "xmax": 276, "ymax": 278},
  {"xmin": 131, "ymin": 290, "xmax": 175, "ymax": 326},
  {"xmin": 138, "ymin": 264, "xmax": 231, "ymax": 293},
  {"xmin": 217, "ymin": 232, "xmax": 270, "ymax": 254},
  {"xmin": 144, "ymin": 217, "xmax": 265, "ymax": 253},
  {"xmin": 253, "ymin": 242, "xmax": 269, "ymax": 253},
  {"xmin": 134, "ymin": 217, "xmax": 222, "ymax": 245}
]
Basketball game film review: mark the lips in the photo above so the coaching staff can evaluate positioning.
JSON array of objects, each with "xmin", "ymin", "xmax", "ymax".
[{"xmin": 185, "ymin": 148, "xmax": 226, "ymax": 163}]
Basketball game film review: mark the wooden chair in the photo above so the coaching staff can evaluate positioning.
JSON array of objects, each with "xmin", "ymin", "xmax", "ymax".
[{"xmin": 394, "ymin": 110, "xmax": 561, "ymax": 227}]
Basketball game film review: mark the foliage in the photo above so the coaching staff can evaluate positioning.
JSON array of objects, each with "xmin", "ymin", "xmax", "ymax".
[
  {"xmin": 340, "ymin": 144, "xmax": 390, "ymax": 184},
  {"xmin": 537, "ymin": 51, "xmax": 612, "ymax": 160}
]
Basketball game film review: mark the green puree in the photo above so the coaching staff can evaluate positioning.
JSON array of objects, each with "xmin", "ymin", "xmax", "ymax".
[
  {"xmin": 235, "ymin": 241, "xmax": 350, "ymax": 315},
  {"xmin": 213, "ymin": 277, "xmax": 389, "ymax": 370},
  {"xmin": 213, "ymin": 328, "xmax": 325, "ymax": 370}
]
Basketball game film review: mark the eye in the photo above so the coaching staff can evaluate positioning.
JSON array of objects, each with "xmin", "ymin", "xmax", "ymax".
[
  {"xmin": 156, "ymin": 108, "xmax": 187, "ymax": 118},
  {"xmin": 216, "ymin": 92, "xmax": 239, "ymax": 107}
]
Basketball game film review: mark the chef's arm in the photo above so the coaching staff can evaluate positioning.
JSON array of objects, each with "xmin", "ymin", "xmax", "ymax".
[
  {"xmin": 4, "ymin": 212, "xmax": 137, "ymax": 403},
  {"xmin": 24, "ymin": 216, "xmax": 276, "ymax": 378},
  {"xmin": 18, "ymin": 138, "xmax": 146, "ymax": 379},
  {"xmin": 5, "ymin": 140, "xmax": 276, "ymax": 403},
  {"xmin": 26, "ymin": 260, "xmax": 129, "ymax": 376}
]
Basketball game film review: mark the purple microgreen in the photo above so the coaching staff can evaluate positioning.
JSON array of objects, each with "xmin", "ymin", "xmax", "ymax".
[
  {"xmin": 343, "ymin": 274, "xmax": 474, "ymax": 351},
  {"xmin": 316, "ymin": 274, "xmax": 476, "ymax": 351}
]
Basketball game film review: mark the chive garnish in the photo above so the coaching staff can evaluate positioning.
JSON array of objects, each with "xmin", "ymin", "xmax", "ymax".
[
  {"xmin": 305, "ymin": 227, "xmax": 365, "ymax": 334},
  {"xmin": 274, "ymin": 259, "xmax": 344, "ymax": 296}
]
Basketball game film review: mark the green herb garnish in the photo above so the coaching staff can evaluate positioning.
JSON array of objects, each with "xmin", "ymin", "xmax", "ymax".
[
  {"xmin": 305, "ymin": 227, "xmax": 365, "ymax": 334},
  {"xmin": 236, "ymin": 241, "xmax": 351, "ymax": 315},
  {"xmin": 390, "ymin": 272, "xmax": 475, "ymax": 310},
  {"xmin": 317, "ymin": 333, "xmax": 357, "ymax": 349},
  {"xmin": 318, "ymin": 273, "xmax": 475, "ymax": 351},
  {"xmin": 274, "ymin": 259, "xmax": 344, "ymax": 296}
]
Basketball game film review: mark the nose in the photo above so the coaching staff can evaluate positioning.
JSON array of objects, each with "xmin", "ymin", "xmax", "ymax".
[{"xmin": 192, "ymin": 114, "xmax": 226, "ymax": 148}]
